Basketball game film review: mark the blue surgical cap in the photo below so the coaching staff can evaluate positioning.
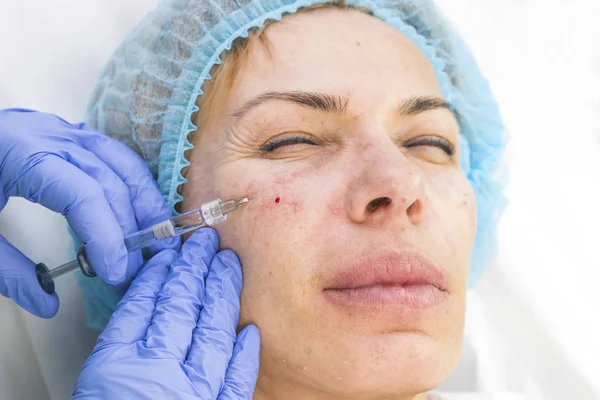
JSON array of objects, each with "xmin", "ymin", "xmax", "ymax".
[{"xmin": 79, "ymin": 0, "xmax": 507, "ymax": 330}]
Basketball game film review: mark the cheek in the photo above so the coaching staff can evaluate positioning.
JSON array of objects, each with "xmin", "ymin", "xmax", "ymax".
[
  {"xmin": 214, "ymin": 165, "xmax": 322, "ymax": 282},
  {"xmin": 437, "ymin": 173, "xmax": 476, "ymax": 231},
  {"xmin": 240, "ymin": 168, "xmax": 316, "ymax": 234},
  {"xmin": 458, "ymin": 186, "xmax": 477, "ymax": 240},
  {"xmin": 450, "ymin": 184, "xmax": 477, "ymax": 282},
  {"xmin": 216, "ymin": 168, "xmax": 326, "ymax": 326},
  {"xmin": 424, "ymin": 173, "xmax": 477, "ymax": 271}
]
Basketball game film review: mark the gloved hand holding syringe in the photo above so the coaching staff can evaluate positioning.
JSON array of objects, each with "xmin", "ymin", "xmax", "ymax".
[{"xmin": 35, "ymin": 197, "xmax": 248, "ymax": 295}]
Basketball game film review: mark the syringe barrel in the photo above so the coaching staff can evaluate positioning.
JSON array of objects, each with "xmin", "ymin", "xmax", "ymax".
[
  {"xmin": 124, "ymin": 221, "xmax": 177, "ymax": 252},
  {"xmin": 37, "ymin": 197, "xmax": 248, "ymax": 294},
  {"xmin": 122, "ymin": 198, "xmax": 248, "ymax": 251}
]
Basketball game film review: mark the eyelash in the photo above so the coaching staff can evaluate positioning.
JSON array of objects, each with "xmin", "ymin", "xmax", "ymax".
[
  {"xmin": 260, "ymin": 135, "xmax": 455, "ymax": 156},
  {"xmin": 403, "ymin": 136, "xmax": 455, "ymax": 156},
  {"xmin": 260, "ymin": 135, "xmax": 318, "ymax": 152}
]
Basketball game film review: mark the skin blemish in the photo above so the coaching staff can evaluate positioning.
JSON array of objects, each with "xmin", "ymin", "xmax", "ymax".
[
  {"xmin": 328, "ymin": 204, "xmax": 341, "ymax": 215},
  {"xmin": 459, "ymin": 192, "xmax": 471, "ymax": 207},
  {"xmin": 275, "ymin": 197, "xmax": 281, "ymax": 203}
]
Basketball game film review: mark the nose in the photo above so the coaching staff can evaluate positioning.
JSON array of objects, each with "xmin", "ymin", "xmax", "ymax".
[{"xmin": 344, "ymin": 141, "xmax": 426, "ymax": 226}]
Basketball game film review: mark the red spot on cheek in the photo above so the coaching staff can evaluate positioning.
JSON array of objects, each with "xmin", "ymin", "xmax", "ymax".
[
  {"xmin": 275, "ymin": 197, "xmax": 281, "ymax": 203},
  {"xmin": 459, "ymin": 193, "xmax": 471, "ymax": 207},
  {"xmin": 328, "ymin": 204, "xmax": 341, "ymax": 215}
]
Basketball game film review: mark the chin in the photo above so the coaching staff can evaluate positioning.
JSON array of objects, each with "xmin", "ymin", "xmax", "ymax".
[{"xmin": 329, "ymin": 332, "xmax": 460, "ymax": 398}]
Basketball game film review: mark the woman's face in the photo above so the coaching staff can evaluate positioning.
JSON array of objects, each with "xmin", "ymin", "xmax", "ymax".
[{"xmin": 183, "ymin": 7, "xmax": 476, "ymax": 399}]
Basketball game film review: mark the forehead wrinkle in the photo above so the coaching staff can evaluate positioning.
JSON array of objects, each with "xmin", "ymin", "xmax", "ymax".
[{"xmin": 232, "ymin": 91, "xmax": 349, "ymax": 119}]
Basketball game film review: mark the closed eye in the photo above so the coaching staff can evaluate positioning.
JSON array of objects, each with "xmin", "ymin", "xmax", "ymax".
[
  {"xmin": 260, "ymin": 135, "xmax": 319, "ymax": 152},
  {"xmin": 403, "ymin": 136, "xmax": 455, "ymax": 156}
]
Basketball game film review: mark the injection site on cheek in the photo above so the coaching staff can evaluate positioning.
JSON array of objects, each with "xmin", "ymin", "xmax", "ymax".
[{"xmin": 242, "ymin": 171, "xmax": 307, "ymax": 221}]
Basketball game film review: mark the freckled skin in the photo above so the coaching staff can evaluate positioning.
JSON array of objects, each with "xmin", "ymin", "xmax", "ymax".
[{"xmin": 182, "ymin": 8, "xmax": 476, "ymax": 400}]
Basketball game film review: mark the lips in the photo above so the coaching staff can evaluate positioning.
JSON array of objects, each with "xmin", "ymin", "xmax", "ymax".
[{"xmin": 323, "ymin": 251, "xmax": 449, "ymax": 311}]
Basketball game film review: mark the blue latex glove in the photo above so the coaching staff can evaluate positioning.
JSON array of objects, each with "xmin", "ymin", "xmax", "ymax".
[
  {"xmin": 0, "ymin": 108, "xmax": 179, "ymax": 318},
  {"xmin": 72, "ymin": 228, "xmax": 260, "ymax": 399}
]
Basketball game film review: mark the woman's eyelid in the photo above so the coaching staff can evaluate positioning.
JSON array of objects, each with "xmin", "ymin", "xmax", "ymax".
[
  {"xmin": 260, "ymin": 133, "xmax": 320, "ymax": 152},
  {"xmin": 403, "ymin": 135, "xmax": 456, "ymax": 155},
  {"xmin": 399, "ymin": 114, "xmax": 459, "ymax": 148}
]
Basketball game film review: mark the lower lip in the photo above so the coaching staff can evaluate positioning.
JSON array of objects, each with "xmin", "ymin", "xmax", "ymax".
[{"xmin": 324, "ymin": 284, "xmax": 447, "ymax": 311}]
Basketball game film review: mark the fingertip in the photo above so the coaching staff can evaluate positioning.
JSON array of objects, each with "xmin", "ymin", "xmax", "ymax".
[
  {"xmin": 89, "ymin": 242, "xmax": 128, "ymax": 285},
  {"xmin": 36, "ymin": 294, "xmax": 60, "ymax": 319},
  {"xmin": 214, "ymin": 249, "xmax": 243, "ymax": 289},
  {"xmin": 106, "ymin": 259, "xmax": 128, "ymax": 286},
  {"xmin": 124, "ymin": 251, "xmax": 144, "ymax": 283},
  {"xmin": 20, "ymin": 287, "xmax": 60, "ymax": 319},
  {"xmin": 100, "ymin": 275, "xmax": 120, "ymax": 287},
  {"xmin": 240, "ymin": 325, "xmax": 261, "ymax": 372},
  {"xmin": 239, "ymin": 324, "xmax": 261, "ymax": 347},
  {"xmin": 0, "ymin": 236, "xmax": 60, "ymax": 318},
  {"xmin": 187, "ymin": 227, "xmax": 219, "ymax": 249},
  {"xmin": 218, "ymin": 249, "xmax": 240, "ymax": 265},
  {"xmin": 217, "ymin": 249, "xmax": 242, "ymax": 275}
]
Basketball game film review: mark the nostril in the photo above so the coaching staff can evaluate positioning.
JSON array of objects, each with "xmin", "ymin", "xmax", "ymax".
[
  {"xmin": 366, "ymin": 197, "xmax": 392, "ymax": 213},
  {"xmin": 406, "ymin": 200, "xmax": 421, "ymax": 216}
]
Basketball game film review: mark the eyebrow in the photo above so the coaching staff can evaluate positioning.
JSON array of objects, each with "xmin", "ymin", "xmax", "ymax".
[
  {"xmin": 396, "ymin": 96, "xmax": 452, "ymax": 116},
  {"xmin": 232, "ymin": 91, "xmax": 349, "ymax": 118},
  {"xmin": 231, "ymin": 91, "xmax": 451, "ymax": 119}
]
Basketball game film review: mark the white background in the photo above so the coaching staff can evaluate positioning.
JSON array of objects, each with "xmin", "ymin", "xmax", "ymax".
[
  {"xmin": 435, "ymin": 0, "xmax": 600, "ymax": 397},
  {"xmin": 0, "ymin": 0, "xmax": 598, "ymax": 399}
]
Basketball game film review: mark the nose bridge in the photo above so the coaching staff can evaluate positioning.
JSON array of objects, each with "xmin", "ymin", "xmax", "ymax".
[
  {"xmin": 353, "ymin": 136, "xmax": 421, "ymax": 193},
  {"xmin": 344, "ymin": 135, "xmax": 426, "ymax": 224}
]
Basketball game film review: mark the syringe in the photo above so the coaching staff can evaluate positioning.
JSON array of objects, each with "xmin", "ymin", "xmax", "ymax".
[{"xmin": 35, "ymin": 197, "xmax": 248, "ymax": 294}]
